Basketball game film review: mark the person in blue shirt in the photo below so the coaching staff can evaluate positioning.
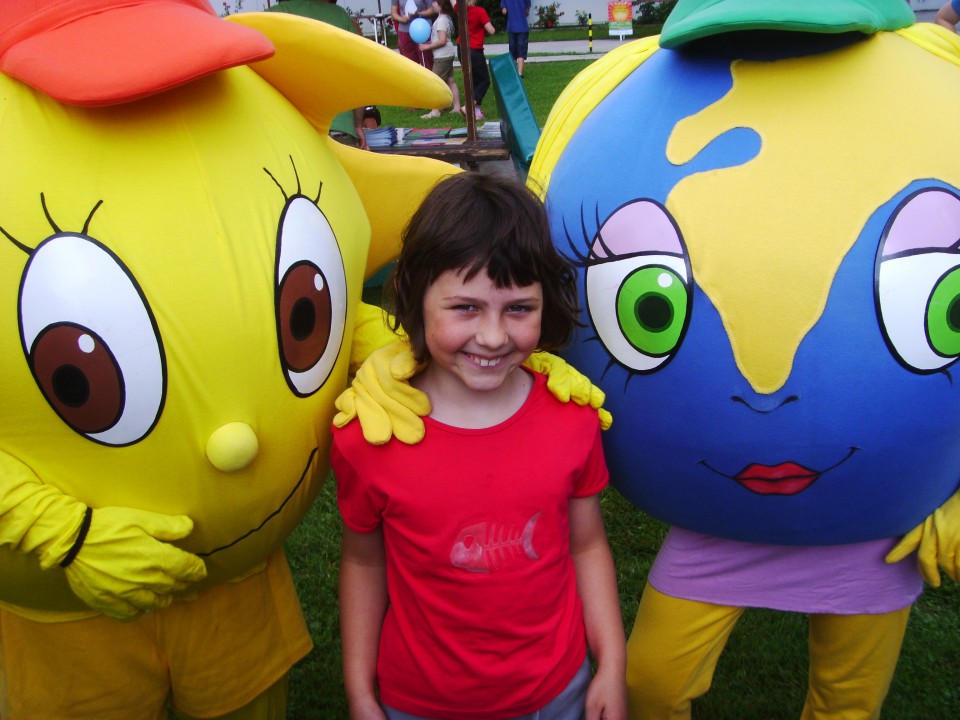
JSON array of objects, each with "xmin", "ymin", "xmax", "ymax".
[
  {"xmin": 501, "ymin": 0, "xmax": 531, "ymax": 77},
  {"xmin": 936, "ymin": 0, "xmax": 960, "ymax": 30}
]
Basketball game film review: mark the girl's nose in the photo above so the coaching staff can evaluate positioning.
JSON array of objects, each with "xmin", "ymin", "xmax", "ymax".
[{"xmin": 476, "ymin": 313, "xmax": 507, "ymax": 348}]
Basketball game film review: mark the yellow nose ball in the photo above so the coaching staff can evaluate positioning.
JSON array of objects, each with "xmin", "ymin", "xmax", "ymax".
[{"xmin": 206, "ymin": 422, "xmax": 259, "ymax": 472}]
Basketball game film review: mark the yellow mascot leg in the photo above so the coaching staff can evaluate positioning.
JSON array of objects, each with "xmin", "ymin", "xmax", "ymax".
[
  {"xmin": 170, "ymin": 673, "xmax": 288, "ymax": 720},
  {"xmin": 625, "ymin": 584, "xmax": 744, "ymax": 720},
  {"xmin": 801, "ymin": 607, "xmax": 911, "ymax": 720}
]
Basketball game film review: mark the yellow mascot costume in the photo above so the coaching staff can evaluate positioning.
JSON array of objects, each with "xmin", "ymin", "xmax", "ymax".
[{"xmin": 0, "ymin": 0, "xmax": 455, "ymax": 717}]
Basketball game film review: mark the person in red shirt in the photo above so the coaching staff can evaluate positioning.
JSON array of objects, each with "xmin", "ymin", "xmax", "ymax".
[
  {"xmin": 334, "ymin": 173, "xmax": 627, "ymax": 720},
  {"xmin": 459, "ymin": 0, "xmax": 496, "ymax": 119}
]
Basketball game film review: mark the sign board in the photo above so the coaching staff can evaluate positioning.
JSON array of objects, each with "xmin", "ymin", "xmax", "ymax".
[{"xmin": 608, "ymin": 1, "xmax": 633, "ymax": 38}]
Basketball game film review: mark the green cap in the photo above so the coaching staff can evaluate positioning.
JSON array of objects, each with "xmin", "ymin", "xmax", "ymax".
[{"xmin": 660, "ymin": 0, "xmax": 916, "ymax": 49}]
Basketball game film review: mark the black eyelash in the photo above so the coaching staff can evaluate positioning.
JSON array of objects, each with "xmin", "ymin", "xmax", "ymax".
[
  {"xmin": 2, "ymin": 194, "xmax": 104, "ymax": 255},
  {"xmin": 563, "ymin": 201, "xmax": 606, "ymax": 269},
  {"xmin": 264, "ymin": 156, "xmax": 322, "ymax": 205},
  {"xmin": 582, "ymin": 334, "xmax": 643, "ymax": 390}
]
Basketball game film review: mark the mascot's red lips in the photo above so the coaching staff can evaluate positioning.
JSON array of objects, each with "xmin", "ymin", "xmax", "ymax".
[
  {"xmin": 734, "ymin": 462, "xmax": 818, "ymax": 495},
  {"xmin": 700, "ymin": 448, "xmax": 857, "ymax": 496}
]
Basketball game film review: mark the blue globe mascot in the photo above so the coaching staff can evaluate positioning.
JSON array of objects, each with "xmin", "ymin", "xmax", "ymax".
[{"xmin": 529, "ymin": 0, "xmax": 960, "ymax": 716}]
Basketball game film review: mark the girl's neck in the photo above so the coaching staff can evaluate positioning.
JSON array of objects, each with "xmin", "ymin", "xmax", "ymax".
[{"xmin": 413, "ymin": 365, "xmax": 534, "ymax": 429}]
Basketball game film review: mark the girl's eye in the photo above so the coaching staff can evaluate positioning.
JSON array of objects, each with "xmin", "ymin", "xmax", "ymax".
[
  {"xmin": 876, "ymin": 187, "xmax": 960, "ymax": 373},
  {"xmin": 584, "ymin": 199, "xmax": 692, "ymax": 373}
]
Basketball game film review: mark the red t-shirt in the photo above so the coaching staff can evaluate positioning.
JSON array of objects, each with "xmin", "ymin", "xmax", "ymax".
[
  {"xmin": 464, "ymin": 4, "xmax": 491, "ymax": 50},
  {"xmin": 333, "ymin": 371, "xmax": 608, "ymax": 719}
]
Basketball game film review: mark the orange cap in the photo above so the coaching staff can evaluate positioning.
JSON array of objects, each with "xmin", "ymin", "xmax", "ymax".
[{"xmin": 0, "ymin": 0, "xmax": 275, "ymax": 106}]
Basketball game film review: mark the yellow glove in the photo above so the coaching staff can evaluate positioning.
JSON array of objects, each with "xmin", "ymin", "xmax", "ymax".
[
  {"xmin": 349, "ymin": 301, "xmax": 403, "ymax": 375},
  {"xmin": 57, "ymin": 507, "xmax": 207, "ymax": 620},
  {"xmin": 885, "ymin": 488, "xmax": 960, "ymax": 587},
  {"xmin": 1, "ymin": 455, "xmax": 207, "ymax": 620},
  {"xmin": 334, "ymin": 339, "xmax": 430, "ymax": 445},
  {"xmin": 523, "ymin": 352, "xmax": 612, "ymax": 430}
]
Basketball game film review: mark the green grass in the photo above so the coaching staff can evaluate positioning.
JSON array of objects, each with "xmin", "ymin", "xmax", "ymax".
[
  {"xmin": 285, "ymin": 481, "xmax": 960, "ymax": 718},
  {"xmin": 373, "ymin": 22, "xmax": 663, "ymax": 49},
  {"xmin": 378, "ymin": 57, "xmax": 593, "ymax": 129},
  {"xmin": 491, "ymin": 23, "xmax": 664, "ymax": 46}
]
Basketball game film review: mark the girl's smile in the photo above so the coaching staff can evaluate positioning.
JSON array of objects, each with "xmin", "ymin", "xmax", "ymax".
[{"xmin": 413, "ymin": 268, "xmax": 543, "ymax": 424}]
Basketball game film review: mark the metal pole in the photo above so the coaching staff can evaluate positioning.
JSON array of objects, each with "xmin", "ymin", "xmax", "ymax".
[
  {"xmin": 457, "ymin": 0, "xmax": 477, "ymax": 141},
  {"xmin": 375, "ymin": 0, "xmax": 388, "ymax": 47},
  {"xmin": 588, "ymin": 13, "xmax": 592, "ymax": 53}
]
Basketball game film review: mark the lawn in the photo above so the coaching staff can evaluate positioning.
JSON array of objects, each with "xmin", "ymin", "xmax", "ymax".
[
  {"xmin": 377, "ymin": 57, "xmax": 593, "ymax": 129},
  {"xmin": 368, "ymin": 22, "xmax": 664, "ymax": 49}
]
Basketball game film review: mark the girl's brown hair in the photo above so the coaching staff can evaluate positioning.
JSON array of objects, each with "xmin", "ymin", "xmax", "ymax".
[{"xmin": 386, "ymin": 172, "xmax": 579, "ymax": 362}]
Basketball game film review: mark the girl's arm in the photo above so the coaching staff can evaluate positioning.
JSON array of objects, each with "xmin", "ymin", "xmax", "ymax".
[
  {"xmin": 484, "ymin": 20, "xmax": 496, "ymax": 35},
  {"xmin": 419, "ymin": 29, "xmax": 448, "ymax": 51},
  {"xmin": 340, "ymin": 525, "xmax": 389, "ymax": 720},
  {"xmin": 570, "ymin": 494, "xmax": 627, "ymax": 720}
]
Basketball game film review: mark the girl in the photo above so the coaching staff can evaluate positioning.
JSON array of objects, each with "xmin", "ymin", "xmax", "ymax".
[
  {"xmin": 419, "ymin": 0, "xmax": 461, "ymax": 118},
  {"xmin": 459, "ymin": 0, "xmax": 495, "ymax": 120},
  {"xmin": 333, "ymin": 172, "xmax": 627, "ymax": 720}
]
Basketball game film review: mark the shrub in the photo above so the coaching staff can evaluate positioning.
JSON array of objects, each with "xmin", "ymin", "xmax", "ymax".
[
  {"xmin": 633, "ymin": 0, "xmax": 676, "ymax": 24},
  {"xmin": 535, "ymin": 1, "xmax": 564, "ymax": 28},
  {"xmin": 478, "ymin": 0, "xmax": 507, "ymax": 32}
]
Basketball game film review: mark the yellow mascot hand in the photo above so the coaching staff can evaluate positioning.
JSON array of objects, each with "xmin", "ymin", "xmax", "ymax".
[
  {"xmin": 349, "ymin": 301, "xmax": 403, "ymax": 375},
  {"xmin": 885, "ymin": 488, "xmax": 960, "ymax": 587},
  {"xmin": 523, "ymin": 352, "xmax": 612, "ymax": 430},
  {"xmin": 334, "ymin": 339, "xmax": 430, "ymax": 445},
  {"xmin": 58, "ymin": 507, "xmax": 208, "ymax": 621},
  {"xmin": 0, "ymin": 457, "xmax": 206, "ymax": 620}
]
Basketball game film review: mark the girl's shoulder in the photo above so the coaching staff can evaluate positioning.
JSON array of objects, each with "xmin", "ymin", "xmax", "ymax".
[{"xmin": 527, "ymin": 371, "xmax": 604, "ymax": 430}]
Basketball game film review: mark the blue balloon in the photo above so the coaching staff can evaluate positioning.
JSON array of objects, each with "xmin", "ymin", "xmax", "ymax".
[{"xmin": 409, "ymin": 17, "xmax": 431, "ymax": 44}]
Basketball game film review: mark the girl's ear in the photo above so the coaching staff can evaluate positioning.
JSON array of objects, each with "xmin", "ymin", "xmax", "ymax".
[{"xmin": 226, "ymin": 12, "xmax": 461, "ymax": 280}]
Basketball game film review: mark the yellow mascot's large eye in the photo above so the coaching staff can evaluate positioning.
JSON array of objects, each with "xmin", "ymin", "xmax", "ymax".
[
  {"xmin": 19, "ymin": 235, "xmax": 165, "ymax": 445},
  {"xmin": 585, "ymin": 200, "xmax": 692, "ymax": 373},
  {"xmin": 275, "ymin": 196, "xmax": 347, "ymax": 396},
  {"xmin": 876, "ymin": 187, "xmax": 960, "ymax": 373}
]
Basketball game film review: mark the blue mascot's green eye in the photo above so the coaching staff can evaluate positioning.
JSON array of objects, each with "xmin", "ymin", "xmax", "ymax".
[
  {"xmin": 927, "ymin": 268, "xmax": 960, "ymax": 358},
  {"xmin": 616, "ymin": 266, "xmax": 687, "ymax": 357}
]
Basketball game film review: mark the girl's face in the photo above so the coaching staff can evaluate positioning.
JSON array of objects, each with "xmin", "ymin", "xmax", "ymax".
[{"xmin": 419, "ymin": 268, "xmax": 543, "ymax": 397}]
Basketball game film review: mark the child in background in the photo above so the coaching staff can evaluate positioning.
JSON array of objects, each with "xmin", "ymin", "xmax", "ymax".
[
  {"xmin": 500, "ymin": 0, "xmax": 531, "ymax": 78},
  {"xmin": 459, "ymin": 0, "xmax": 495, "ymax": 120},
  {"xmin": 419, "ymin": 0, "xmax": 461, "ymax": 118},
  {"xmin": 391, "ymin": 0, "xmax": 436, "ymax": 70},
  {"xmin": 333, "ymin": 172, "xmax": 627, "ymax": 720}
]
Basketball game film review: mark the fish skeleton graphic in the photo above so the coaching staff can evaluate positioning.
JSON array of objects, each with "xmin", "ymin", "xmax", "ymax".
[{"xmin": 449, "ymin": 512, "xmax": 542, "ymax": 573}]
